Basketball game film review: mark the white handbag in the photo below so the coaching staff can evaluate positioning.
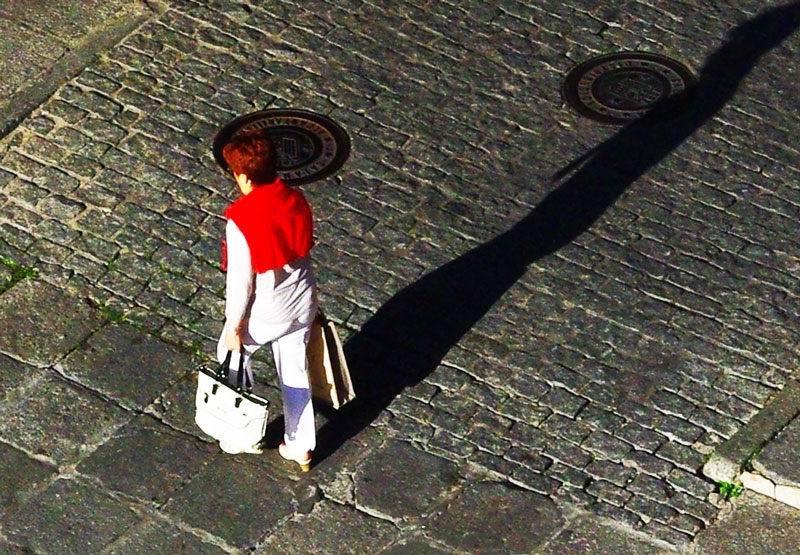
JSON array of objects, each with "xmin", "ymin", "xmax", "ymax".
[{"xmin": 195, "ymin": 351, "xmax": 269, "ymax": 453}]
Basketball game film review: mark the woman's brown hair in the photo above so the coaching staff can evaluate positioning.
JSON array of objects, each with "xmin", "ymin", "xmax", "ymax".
[{"xmin": 222, "ymin": 131, "xmax": 278, "ymax": 186}]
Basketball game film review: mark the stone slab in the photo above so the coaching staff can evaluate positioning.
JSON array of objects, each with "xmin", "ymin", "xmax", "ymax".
[
  {"xmin": 0, "ymin": 280, "xmax": 104, "ymax": 367},
  {"xmin": 76, "ymin": 415, "xmax": 217, "ymax": 504},
  {"xmin": 0, "ymin": 539, "xmax": 33, "ymax": 554},
  {"xmin": 1, "ymin": 477, "xmax": 141, "ymax": 554},
  {"xmin": 0, "ymin": 372, "xmax": 130, "ymax": 465},
  {"xmin": 740, "ymin": 471, "xmax": 775, "ymax": 498},
  {"xmin": 353, "ymin": 439, "xmax": 460, "ymax": 523},
  {"xmin": 692, "ymin": 490, "xmax": 800, "ymax": 555},
  {"xmin": 58, "ymin": 322, "xmax": 195, "ymax": 411},
  {"xmin": 103, "ymin": 517, "xmax": 229, "ymax": 554},
  {"xmin": 0, "ymin": 353, "xmax": 37, "ymax": 401},
  {"xmin": 0, "ymin": 442, "xmax": 58, "ymax": 519},
  {"xmin": 774, "ymin": 484, "xmax": 800, "ymax": 510},
  {"xmin": 426, "ymin": 481, "xmax": 565, "ymax": 553},
  {"xmin": 255, "ymin": 500, "xmax": 401, "ymax": 554},
  {"xmin": 163, "ymin": 456, "xmax": 300, "ymax": 550},
  {"xmin": 545, "ymin": 515, "xmax": 679, "ymax": 554},
  {"xmin": 752, "ymin": 413, "xmax": 800, "ymax": 487},
  {"xmin": 379, "ymin": 536, "xmax": 455, "ymax": 554},
  {"xmin": 149, "ymin": 371, "xmax": 206, "ymax": 438}
]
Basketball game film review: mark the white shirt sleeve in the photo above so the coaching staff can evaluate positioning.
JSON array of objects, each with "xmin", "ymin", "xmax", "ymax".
[{"xmin": 224, "ymin": 219, "xmax": 254, "ymax": 327}]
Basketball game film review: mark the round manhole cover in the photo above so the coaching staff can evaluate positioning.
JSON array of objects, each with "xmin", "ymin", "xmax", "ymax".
[
  {"xmin": 213, "ymin": 109, "xmax": 351, "ymax": 185},
  {"xmin": 562, "ymin": 52, "xmax": 696, "ymax": 124}
]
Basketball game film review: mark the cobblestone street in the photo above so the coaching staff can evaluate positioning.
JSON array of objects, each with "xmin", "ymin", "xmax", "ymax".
[{"xmin": 1, "ymin": 0, "xmax": 799, "ymax": 552}]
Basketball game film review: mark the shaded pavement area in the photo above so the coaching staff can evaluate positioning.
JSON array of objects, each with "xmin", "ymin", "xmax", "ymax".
[{"xmin": 1, "ymin": 0, "xmax": 799, "ymax": 552}]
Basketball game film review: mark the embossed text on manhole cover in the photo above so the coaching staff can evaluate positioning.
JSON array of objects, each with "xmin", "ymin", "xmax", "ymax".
[
  {"xmin": 562, "ymin": 52, "xmax": 696, "ymax": 125},
  {"xmin": 213, "ymin": 109, "xmax": 351, "ymax": 185}
]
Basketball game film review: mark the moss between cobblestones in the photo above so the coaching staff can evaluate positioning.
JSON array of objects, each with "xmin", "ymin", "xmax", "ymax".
[
  {"xmin": 0, "ymin": 256, "xmax": 38, "ymax": 294},
  {"xmin": 96, "ymin": 303, "xmax": 126, "ymax": 324},
  {"xmin": 92, "ymin": 299, "xmax": 207, "ymax": 362}
]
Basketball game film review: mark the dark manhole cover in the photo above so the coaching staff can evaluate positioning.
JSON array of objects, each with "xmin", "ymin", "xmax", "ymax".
[
  {"xmin": 213, "ymin": 108, "xmax": 351, "ymax": 185},
  {"xmin": 562, "ymin": 52, "xmax": 696, "ymax": 125}
]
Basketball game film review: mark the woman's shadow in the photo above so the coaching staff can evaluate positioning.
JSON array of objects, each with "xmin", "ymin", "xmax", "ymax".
[{"xmin": 314, "ymin": 2, "xmax": 800, "ymax": 462}]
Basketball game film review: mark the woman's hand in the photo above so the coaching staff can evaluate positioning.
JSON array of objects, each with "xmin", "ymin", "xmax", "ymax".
[{"xmin": 224, "ymin": 327, "xmax": 242, "ymax": 352}]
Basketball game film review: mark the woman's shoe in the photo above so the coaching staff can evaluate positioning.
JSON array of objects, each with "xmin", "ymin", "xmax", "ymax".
[
  {"xmin": 219, "ymin": 440, "xmax": 263, "ymax": 455},
  {"xmin": 278, "ymin": 442, "xmax": 312, "ymax": 472}
]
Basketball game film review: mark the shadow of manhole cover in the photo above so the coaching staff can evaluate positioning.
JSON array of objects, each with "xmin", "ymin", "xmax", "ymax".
[
  {"xmin": 562, "ymin": 52, "xmax": 696, "ymax": 125},
  {"xmin": 213, "ymin": 108, "xmax": 351, "ymax": 185}
]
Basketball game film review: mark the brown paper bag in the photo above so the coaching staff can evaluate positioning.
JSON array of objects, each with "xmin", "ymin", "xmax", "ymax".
[{"xmin": 307, "ymin": 311, "xmax": 355, "ymax": 409}]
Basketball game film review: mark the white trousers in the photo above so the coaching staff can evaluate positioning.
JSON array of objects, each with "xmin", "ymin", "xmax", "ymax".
[{"xmin": 217, "ymin": 318, "xmax": 316, "ymax": 454}]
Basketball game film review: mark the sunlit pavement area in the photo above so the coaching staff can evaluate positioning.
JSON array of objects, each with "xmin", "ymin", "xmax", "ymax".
[{"xmin": 0, "ymin": 1, "xmax": 799, "ymax": 552}]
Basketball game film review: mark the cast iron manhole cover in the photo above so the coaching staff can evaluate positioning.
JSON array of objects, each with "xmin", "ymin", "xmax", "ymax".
[
  {"xmin": 562, "ymin": 52, "xmax": 696, "ymax": 124},
  {"xmin": 213, "ymin": 108, "xmax": 351, "ymax": 185}
]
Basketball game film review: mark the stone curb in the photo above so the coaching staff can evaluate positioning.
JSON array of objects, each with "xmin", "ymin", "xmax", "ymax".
[
  {"xmin": 740, "ymin": 471, "xmax": 800, "ymax": 511},
  {"xmin": 702, "ymin": 378, "xmax": 800, "ymax": 505},
  {"xmin": 0, "ymin": 0, "xmax": 164, "ymax": 140}
]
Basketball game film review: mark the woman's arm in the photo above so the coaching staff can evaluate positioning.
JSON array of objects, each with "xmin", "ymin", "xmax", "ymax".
[{"xmin": 223, "ymin": 219, "xmax": 253, "ymax": 350}]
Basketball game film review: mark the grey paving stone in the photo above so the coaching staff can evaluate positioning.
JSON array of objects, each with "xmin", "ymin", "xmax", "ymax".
[
  {"xmin": 0, "ymin": 279, "xmax": 104, "ymax": 367},
  {"xmin": 426, "ymin": 481, "xmax": 564, "ymax": 553},
  {"xmin": 354, "ymin": 439, "xmax": 460, "ymax": 523},
  {"xmin": 58, "ymin": 322, "xmax": 194, "ymax": 411},
  {"xmin": 163, "ymin": 457, "xmax": 299, "ymax": 550},
  {"xmin": 752, "ymin": 413, "xmax": 800, "ymax": 487},
  {"xmin": 379, "ymin": 534, "xmax": 456, "ymax": 554},
  {"xmin": 545, "ymin": 515, "xmax": 678, "ymax": 554},
  {"xmin": 255, "ymin": 500, "xmax": 401, "ymax": 554},
  {"xmin": 0, "ymin": 539, "xmax": 29, "ymax": 554},
  {"xmin": 582, "ymin": 431, "xmax": 634, "ymax": 461},
  {"xmin": 587, "ymin": 479, "xmax": 633, "ymax": 508},
  {"xmin": 693, "ymin": 491, "xmax": 800, "ymax": 554},
  {"xmin": 102, "ymin": 517, "xmax": 228, "ymax": 555},
  {"xmin": 639, "ymin": 520, "xmax": 694, "ymax": 549},
  {"xmin": 0, "ymin": 353, "xmax": 36, "ymax": 401},
  {"xmin": 666, "ymin": 468, "xmax": 716, "ymax": 500},
  {"xmin": 668, "ymin": 492, "xmax": 720, "ymax": 526},
  {"xmin": 0, "ymin": 372, "xmax": 130, "ymax": 465},
  {"xmin": 1, "ymin": 477, "xmax": 140, "ymax": 555},
  {"xmin": 77, "ymin": 414, "xmax": 216, "ymax": 504},
  {"xmin": 0, "ymin": 441, "xmax": 57, "ymax": 519},
  {"xmin": 586, "ymin": 459, "xmax": 637, "ymax": 488}
]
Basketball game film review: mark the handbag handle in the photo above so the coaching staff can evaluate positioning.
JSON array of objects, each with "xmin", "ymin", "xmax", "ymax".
[{"xmin": 217, "ymin": 351, "xmax": 254, "ymax": 392}]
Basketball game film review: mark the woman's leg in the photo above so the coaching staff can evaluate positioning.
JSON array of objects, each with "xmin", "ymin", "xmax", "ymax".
[{"xmin": 271, "ymin": 324, "xmax": 316, "ymax": 454}]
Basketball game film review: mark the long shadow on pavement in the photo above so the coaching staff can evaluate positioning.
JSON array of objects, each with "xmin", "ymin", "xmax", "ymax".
[{"xmin": 315, "ymin": 2, "xmax": 800, "ymax": 463}]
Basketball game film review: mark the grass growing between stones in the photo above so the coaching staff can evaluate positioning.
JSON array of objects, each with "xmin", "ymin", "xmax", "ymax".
[
  {"xmin": 0, "ymin": 256, "xmax": 38, "ymax": 294},
  {"xmin": 97, "ymin": 303, "xmax": 127, "ymax": 324},
  {"xmin": 717, "ymin": 480, "xmax": 744, "ymax": 500}
]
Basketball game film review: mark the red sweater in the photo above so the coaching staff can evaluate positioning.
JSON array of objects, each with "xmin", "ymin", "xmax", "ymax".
[{"xmin": 223, "ymin": 179, "xmax": 313, "ymax": 273}]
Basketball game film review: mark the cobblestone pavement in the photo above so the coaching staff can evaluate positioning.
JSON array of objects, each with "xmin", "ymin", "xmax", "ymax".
[
  {"xmin": 0, "ymin": 0, "xmax": 153, "ymax": 137},
  {"xmin": 1, "ymin": 0, "xmax": 799, "ymax": 552}
]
